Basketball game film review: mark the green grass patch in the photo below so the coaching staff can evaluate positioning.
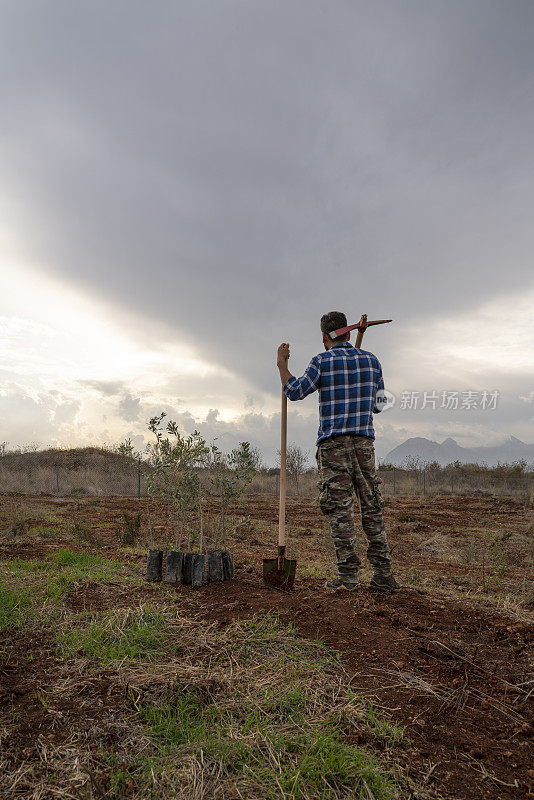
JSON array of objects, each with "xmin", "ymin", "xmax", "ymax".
[
  {"xmin": 104, "ymin": 614, "xmax": 402, "ymax": 799},
  {"xmin": 47, "ymin": 548, "xmax": 105, "ymax": 568},
  {"xmin": 0, "ymin": 582, "xmax": 31, "ymax": 629},
  {"xmin": 397, "ymin": 512, "xmax": 417, "ymax": 524},
  {"xmin": 2, "ymin": 549, "xmax": 136, "ymax": 618},
  {"xmin": 137, "ymin": 685, "xmax": 398, "ymax": 800},
  {"xmin": 53, "ymin": 609, "xmax": 403, "ymax": 798},
  {"xmin": 56, "ymin": 606, "xmax": 168, "ymax": 663},
  {"xmin": 361, "ymin": 698, "xmax": 405, "ymax": 747},
  {"xmin": 44, "ymin": 550, "xmax": 127, "ymax": 601}
]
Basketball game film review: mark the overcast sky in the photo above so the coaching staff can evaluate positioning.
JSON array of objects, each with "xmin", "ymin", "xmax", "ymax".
[{"xmin": 1, "ymin": 0, "xmax": 533, "ymax": 463}]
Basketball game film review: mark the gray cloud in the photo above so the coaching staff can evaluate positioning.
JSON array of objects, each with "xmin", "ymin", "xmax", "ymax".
[
  {"xmin": 78, "ymin": 379, "xmax": 125, "ymax": 397},
  {"xmin": 0, "ymin": 384, "xmax": 82, "ymax": 445},
  {"xmin": 53, "ymin": 398, "xmax": 81, "ymax": 425},
  {"xmin": 117, "ymin": 393, "xmax": 141, "ymax": 422},
  {"xmin": 1, "ymin": 373, "xmax": 532, "ymax": 463},
  {"xmin": 1, "ymin": 1, "xmax": 533, "ymax": 450},
  {"xmin": 205, "ymin": 409, "xmax": 219, "ymax": 424}
]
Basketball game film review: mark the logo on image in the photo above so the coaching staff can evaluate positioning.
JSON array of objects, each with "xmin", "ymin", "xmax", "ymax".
[{"xmin": 375, "ymin": 389, "xmax": 396, "ymax": 412}]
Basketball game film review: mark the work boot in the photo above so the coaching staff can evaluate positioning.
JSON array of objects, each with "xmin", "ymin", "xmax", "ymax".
[
  {"xmin": 369, "ymin": 574, "xmax": 401, "ymax": 592},
  {"xmin": 325, "ymin": 577, "xmax": 359, "ymax": 593}
]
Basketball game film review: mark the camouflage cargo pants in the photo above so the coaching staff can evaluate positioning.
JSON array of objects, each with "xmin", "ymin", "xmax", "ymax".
[{"xmin": 316, "ymin": 434, "xmax": 392, "ymax": 583}]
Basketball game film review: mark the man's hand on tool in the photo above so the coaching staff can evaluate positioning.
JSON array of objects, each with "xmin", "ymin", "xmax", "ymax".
[
  {"xmin": 277, "ymin": 343, "xmax": 294, "ymax": 386},
  {"xmin": 277, "ymin": 343, "xmax": 290, "ymax": 367}
]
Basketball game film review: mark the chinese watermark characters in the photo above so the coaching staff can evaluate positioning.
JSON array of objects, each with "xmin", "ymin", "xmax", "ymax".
[{"xmin": 377, "ymin": 390, "xmax": 499, "ymax": 412}]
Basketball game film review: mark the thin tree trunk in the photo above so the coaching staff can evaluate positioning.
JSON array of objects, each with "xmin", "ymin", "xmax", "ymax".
[{"xmin": 146, "ymin": 498, "xmax": 153, "ymax": 541}]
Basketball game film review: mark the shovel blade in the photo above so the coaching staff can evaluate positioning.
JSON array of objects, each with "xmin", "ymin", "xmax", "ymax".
[{"xmin": 263, "ymin": 556, "xmax": 297, "ymax": 590}]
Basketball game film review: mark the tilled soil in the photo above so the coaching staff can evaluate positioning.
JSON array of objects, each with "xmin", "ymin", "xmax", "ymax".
[
  {"xmin": 5, "ymin": 572, "xmax": 530, "ymax": 799},
  {"xmin": 0, "ymin": 628, "xmax": 129, "ymax": 798},
  {"xmin": 65, "ymin": 580, "xmax": 158, "ymax": 611},
  {"xmin": 182, "ymin": 573, "xmax": 534, "ymax": 800},
  {"xmin": 1, "ymin": 493, "xmax": 533, "ymax": 799},
  {"xmin": 2, "ymin": 494, "xmax": 531, "ymax": 599}
]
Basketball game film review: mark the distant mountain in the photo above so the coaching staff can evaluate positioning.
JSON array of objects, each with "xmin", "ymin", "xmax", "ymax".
[{"xmin": 384, "ymin": 435, "xmax": 534, "ymax": 467}]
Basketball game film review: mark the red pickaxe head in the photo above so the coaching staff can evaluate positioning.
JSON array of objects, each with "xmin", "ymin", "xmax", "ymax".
[{"xmin": 330, "ymin": 314, "xmax": 392, "ymax": 340}]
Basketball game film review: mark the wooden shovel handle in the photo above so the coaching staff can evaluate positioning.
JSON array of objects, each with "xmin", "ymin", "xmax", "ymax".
[{"xmin": 278, "ymin": 392, "xmax": 287, "ymax": 549}]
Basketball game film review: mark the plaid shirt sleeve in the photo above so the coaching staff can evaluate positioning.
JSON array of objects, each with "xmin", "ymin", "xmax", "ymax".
[
  {"xmin": 283, "ymin": 356, "xmax": 321, "ymax": 400},
  {"xmin": 373, "ymin": 371, "xmax": 385, "ymax": 414}
]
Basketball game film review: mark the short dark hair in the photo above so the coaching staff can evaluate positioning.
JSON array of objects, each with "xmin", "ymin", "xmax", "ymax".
[{"xmin": 320, "ymin": 311, "xmax": 348, "ymax": 341}]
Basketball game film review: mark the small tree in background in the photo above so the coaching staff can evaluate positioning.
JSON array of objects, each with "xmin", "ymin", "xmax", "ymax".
[
  {"xmin": 247, "ymin": 445, "xmax": 264, "ymax": 473},
  {"xmin": 113, "ymin": 437, "xmax": 144, "ymax": 461},
  {"xmin": 229, "ymin": 441, "xmax": 257, "ymax": 501},
  {"xmin": 278, "ymin": 442, "xmax": 309, "ymax": 495},
  {"xmin": 115, "ymin": 438, "xmax": 135, "ymax": 458}
]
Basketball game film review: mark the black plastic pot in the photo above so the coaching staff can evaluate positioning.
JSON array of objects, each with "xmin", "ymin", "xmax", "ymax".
[
  {"xmin": 222, "ymin": 550, "xmax": 234, "ymax": 580},
  {"xmin": 165, "ymin": 551, "xmax": 184, "ymax": 584},
  {"xmin": 182, "ymin": 552, "xmax": 193, "ymax": 584},
  {"xmin": 207, "ymin": 549, "xmax": 224, "ymax": 581},
  {"xmin": 191, "ymin": 553, "xmax": 208, "ymax": 587},
  {"xmin": 146, "ymin": 549, "xmax": 163, "ymax": 582}
]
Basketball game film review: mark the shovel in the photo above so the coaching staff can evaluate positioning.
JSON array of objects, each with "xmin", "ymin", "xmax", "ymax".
[{"xmin": 263, "ymin": 392, "xmax": 296, "ymax": 589}]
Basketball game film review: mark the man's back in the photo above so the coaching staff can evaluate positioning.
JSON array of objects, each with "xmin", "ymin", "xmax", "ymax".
[
  {"xmin": 276, "ymin": 313, "xmax": 399, "ymax": 592},
  {"xmin": 283, "ymin": 341, "xmax": 384, "ymax": 444}
]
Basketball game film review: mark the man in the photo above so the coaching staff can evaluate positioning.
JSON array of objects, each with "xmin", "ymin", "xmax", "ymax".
[{"xmin": 276, "ymin": 311, "xmax": 399, "ymax": 593}]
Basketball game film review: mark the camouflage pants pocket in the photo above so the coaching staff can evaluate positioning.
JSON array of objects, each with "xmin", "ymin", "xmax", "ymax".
[
  {"xmin": 318, "ymin": 480, "xmax": 337, "ymax": 515},
  {"xmin": 371, "ymin": 478, "xmax": 385, "ymax": 511}
]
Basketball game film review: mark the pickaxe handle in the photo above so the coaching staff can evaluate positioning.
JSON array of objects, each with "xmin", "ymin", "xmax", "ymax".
[{"xmin": 355, "ymin": 314, "xmax": 367, "ymax": 348}]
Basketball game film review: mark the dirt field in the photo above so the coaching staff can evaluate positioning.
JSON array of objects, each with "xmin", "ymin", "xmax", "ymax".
[{"xmin": 1, "ymin": 493, "xmax": 533, "ymax": 799}]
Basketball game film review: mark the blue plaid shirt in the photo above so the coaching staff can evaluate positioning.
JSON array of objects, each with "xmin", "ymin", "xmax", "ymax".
[{"xmin": 283, "ymin": 342, "xmax": 384, "ymax": 445}]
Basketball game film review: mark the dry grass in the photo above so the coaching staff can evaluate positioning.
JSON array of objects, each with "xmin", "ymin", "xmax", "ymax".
[
  {"xmin": 0, "ymin": 549, "xmax": 413, "ymax": 800},
  {"xmin": 0, "ymin": 464, "xmax": 141, "ymax": 496},
  {"xmin": 1, "ymin": 445, "xmax": 531, "ymax": 498},
  {"xmin": 2, "ymin": 610, "xmax": 407, "ymax": 799}
]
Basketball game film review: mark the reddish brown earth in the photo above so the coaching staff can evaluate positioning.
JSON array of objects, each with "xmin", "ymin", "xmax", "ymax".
[
  {"xmin": 2, "ymin": 494, "xmax": 532, "ymax": 596},
  {"xmin": 9, "ymin": 569, "xmax": 529, "ymax": 799},
  {"xmin": 1, "ymin": 493, "xmax": 533, "ymax": 799},
  {"xmin": 65, "ymin": 580, "xmax": 157, "ymax": 611},
  {"xmin": 0, "ymin": 627, "xmax": 128, "ymax": 796},
  {"xmin": 185, "ymin": 573, "xmax": 534, "ymax": 799}
]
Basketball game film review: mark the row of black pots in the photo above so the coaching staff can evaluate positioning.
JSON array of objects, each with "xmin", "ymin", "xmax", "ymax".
[{"xmin": 146, "ymin": 548, "xmax": 234, "ymax": 587}]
